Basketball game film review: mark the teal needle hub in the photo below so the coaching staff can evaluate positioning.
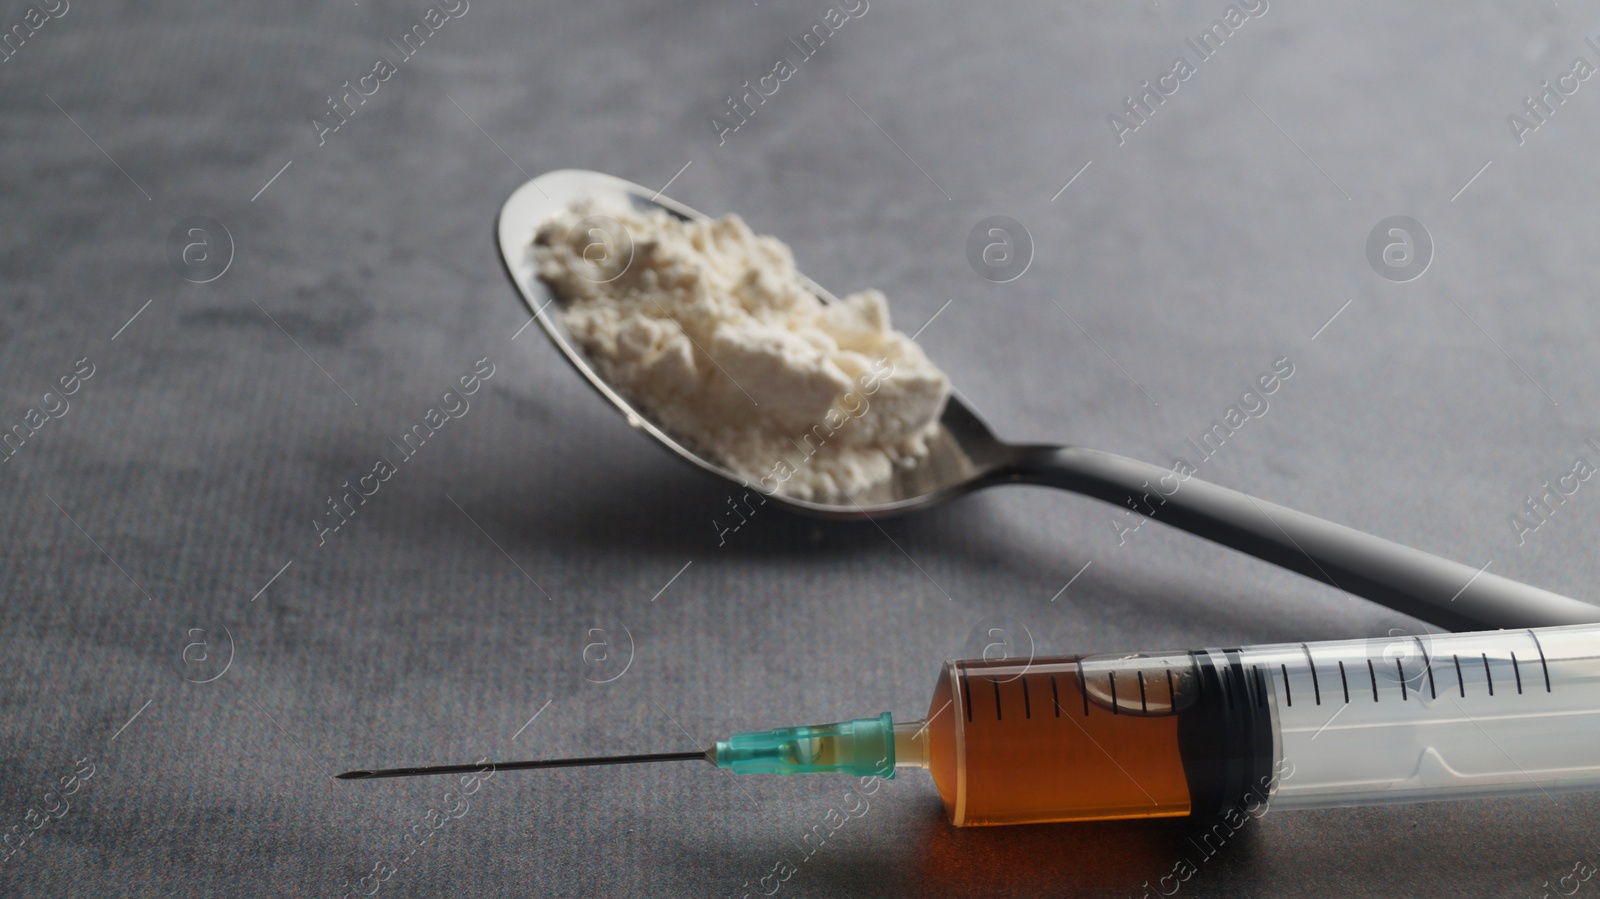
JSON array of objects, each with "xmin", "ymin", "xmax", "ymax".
[{"xmin": 713, "ymin": 712, "xmax": 896, "ymax": 777}]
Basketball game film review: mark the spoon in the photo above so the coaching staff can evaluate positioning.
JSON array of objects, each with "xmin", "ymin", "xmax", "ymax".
[{"xmin": 497, "ymin": 169, "xmax": 1597, "ymax": 632}]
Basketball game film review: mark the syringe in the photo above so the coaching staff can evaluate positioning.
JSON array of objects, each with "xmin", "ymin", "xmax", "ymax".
[{"xmin": 339, "ymin": 623, "xmax": 1600, "ymax": 826}]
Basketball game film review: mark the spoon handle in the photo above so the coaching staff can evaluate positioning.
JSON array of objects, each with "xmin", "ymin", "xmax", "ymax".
[{"xmin": 1006, "ymin": 446, "xmax": 1599, "ymax": 631}]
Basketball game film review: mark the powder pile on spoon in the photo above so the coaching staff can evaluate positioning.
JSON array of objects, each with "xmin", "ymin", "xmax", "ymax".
[{"xmin": 531, "ymin": 201, "xmax": 949, "ymax": 500}]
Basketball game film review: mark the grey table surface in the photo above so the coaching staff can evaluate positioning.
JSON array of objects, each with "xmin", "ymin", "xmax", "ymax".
[{"xmin": 4, "ymin": 0, "xmax": 1600, "ymax": 896}]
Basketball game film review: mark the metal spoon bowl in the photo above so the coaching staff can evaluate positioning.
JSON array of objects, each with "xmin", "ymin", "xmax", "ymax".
[{"xmin": 498, "ymin": 169, "xmax": 1597, "ymax": 632}]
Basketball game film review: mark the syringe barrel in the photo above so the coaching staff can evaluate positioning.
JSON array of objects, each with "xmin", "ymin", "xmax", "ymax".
[
  {"xmin": 1243, "ymin": 625, "xmax": 1600, "ymax": 810},
  {"xmin": 928, "ymin": 623, "xmax": 1600, "ymax": 826}
]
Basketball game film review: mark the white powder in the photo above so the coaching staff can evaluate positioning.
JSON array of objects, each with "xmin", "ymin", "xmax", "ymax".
[{"xmin": 531, "ymin": 200, "xmax": 950, "ymax": 500}]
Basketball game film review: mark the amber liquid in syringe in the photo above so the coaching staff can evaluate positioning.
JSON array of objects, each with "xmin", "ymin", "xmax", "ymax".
[{"xmin": 917, "ymin": 652, "xmax": 1276, "ymax": 826}]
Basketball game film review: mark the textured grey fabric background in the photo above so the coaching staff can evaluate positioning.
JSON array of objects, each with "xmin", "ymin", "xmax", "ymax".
[{"xmin": 3, "ymin": 0, "xmax": 1600, "ymax": 896}]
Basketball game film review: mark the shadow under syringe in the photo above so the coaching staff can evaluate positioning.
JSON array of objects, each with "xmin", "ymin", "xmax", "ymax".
[{"xmin": 792, "ymin": 798, "xmax": 1271, "ymax": 899}]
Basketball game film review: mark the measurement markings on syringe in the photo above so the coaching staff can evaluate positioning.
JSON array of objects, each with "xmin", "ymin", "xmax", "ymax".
[
  {"xmin": 1423, "ymin": 644, "xmax": 1438, "ymax": 699},
  {"xmin": 973, "ymin": 644, "xmax": 1564, "ymax": 735},
  {"xmin": 1283, "ymin": 638, "xmax": 1590, "ymax": 744},
  {"xmin": 1531, "ymin": 629, "xmax": 1553, "ymax": 692},
  {"xmin": 1302, "ymin": 644, "xmax": 1322, "ymax": 705},
  {"xmin": 1286, "ymin": 643, "xmax": 1557, "ymax": 720},
  {"xmin": 968, "ymin": 670, "xmax": 1178, "ymax": 720},
  {"xmin": 1255, "ymin": 647, "xmax": 1564, "ymax": 712}
]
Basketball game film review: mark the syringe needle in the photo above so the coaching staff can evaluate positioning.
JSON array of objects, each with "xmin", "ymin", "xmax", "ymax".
[
  {"xmin": 341, "ymin": 713, "xmax": 899, "ymax": 783},
  {"xmin": 335, "ymin": 750, "xmax": 710, "ymax": 781}
]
